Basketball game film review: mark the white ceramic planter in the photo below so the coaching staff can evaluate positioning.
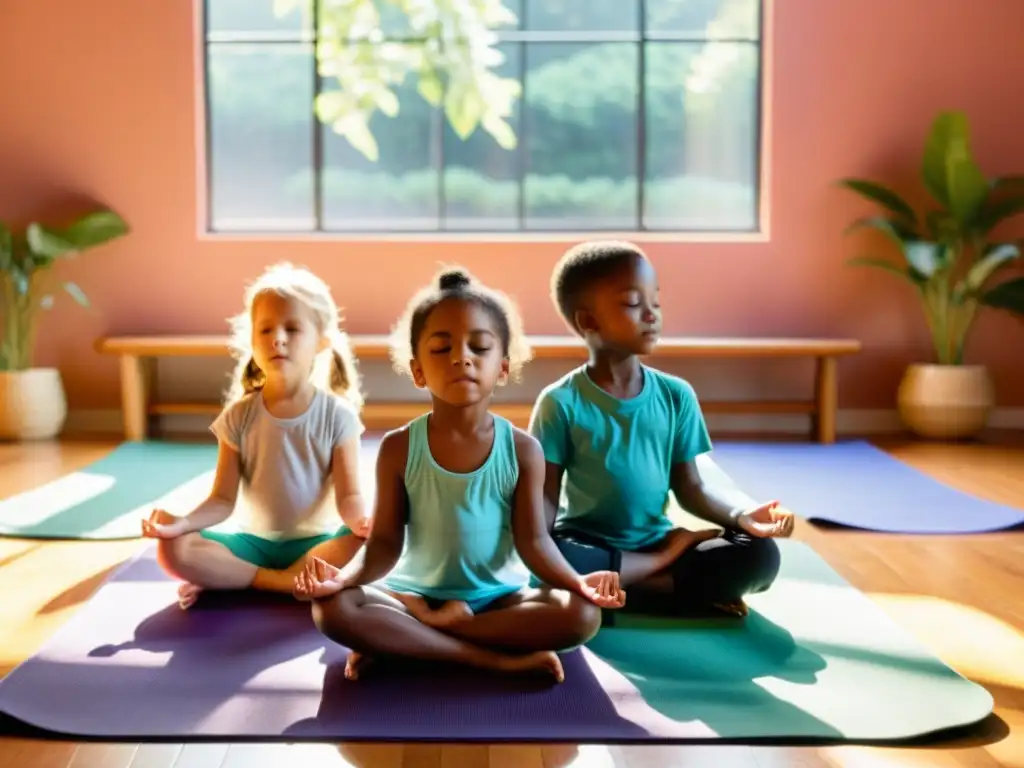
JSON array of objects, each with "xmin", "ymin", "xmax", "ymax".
[
  {"xmin": 0, "ymin": 368, "xmax": 68, "ymax": 441},
  {"xmin": 897, "ymin": 363, "xmax": 994, "ymax": 440}
]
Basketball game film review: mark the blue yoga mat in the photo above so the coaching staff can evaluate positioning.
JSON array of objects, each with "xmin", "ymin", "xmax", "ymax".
[{"xmin": 708, "ymin": 440, "xmax": 1024, "ymax": 535}]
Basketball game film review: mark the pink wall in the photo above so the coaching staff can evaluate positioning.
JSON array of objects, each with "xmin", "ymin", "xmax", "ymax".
[{"xmin": 2, "ymin": 0, "xmax": 1023, "ymax": 411}]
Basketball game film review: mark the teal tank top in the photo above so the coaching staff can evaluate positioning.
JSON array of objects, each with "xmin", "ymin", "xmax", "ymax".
[{"xmin": 383, "ymin": 413, "xmax": 530, "ymax": 604}]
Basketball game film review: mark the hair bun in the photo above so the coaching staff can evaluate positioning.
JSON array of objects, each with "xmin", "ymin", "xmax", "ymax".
[{"xmin": 438, "ymin": 270, "xmax": 471, "ymax": 291}]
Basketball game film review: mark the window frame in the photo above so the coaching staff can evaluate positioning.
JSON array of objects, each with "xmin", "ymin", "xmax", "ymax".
[{"xmin": 193, "ymin": 0, "xmax": 772, "ymax": 242}]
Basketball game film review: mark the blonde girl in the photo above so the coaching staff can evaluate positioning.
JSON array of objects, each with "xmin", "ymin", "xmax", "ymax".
[{"xmin": 142, "ymin": 262, "xmax": 370, "ymax": 609}]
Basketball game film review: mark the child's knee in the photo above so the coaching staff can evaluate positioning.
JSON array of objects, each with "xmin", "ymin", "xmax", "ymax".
[
  {"xmin": 743, "ymin": 536, "xmax": 781, "ymax": 587},
  {"xmin": 311, "ymin": 587, "xmax": 363, "ymax": 640},
  {"xmin": 563, "ymin": 592, "xmax": 603, "ymax": 644},
  {"xmin": 155, "ymin": 532, "xmax": 201, "ymax": 576}
]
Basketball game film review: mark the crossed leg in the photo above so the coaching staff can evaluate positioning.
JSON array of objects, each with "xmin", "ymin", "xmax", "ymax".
[
  {"xmin": 311, "ymin": 582, "xmax": 601, "ymax": 683},
  {"xmin": 151, "ymin": 510, "xmax": 364, "ymax": 608},
  {"xmin": 555, "ymin": 528, "xmax": 781, "ymax": 618}
]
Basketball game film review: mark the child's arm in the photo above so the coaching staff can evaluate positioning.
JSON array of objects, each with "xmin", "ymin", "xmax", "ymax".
[
  {"xmin": 527, "ymin": 390, "xmax": 571, "ymax": 531},
  {"xmin": 511, "ymin": 431, "xmax": 625, "ymax": 609},
  {"xmin": 670, "ymin": 462, "xmax": 793, "ymax": 537},
  {"xmin": 540, "ymin": 461, "xmax": 564, "ymax": 531},
  {"xmin": 671, "ymin": 459, "xmax": 753, "ymax": 529},
  {"xmin": 332, "ymin": 436, "xmax": 370, "ymax": 537},
  {"xmin": 142, "ymin": 441, "xmax": 239, "ymax": 538},
  {"xmin": 329, "ymin": 428, "xmax": 409, "ymax": 588},
  {"xmin": 667, "ymin": 380, "xmax": 793, "ymax": 537}
]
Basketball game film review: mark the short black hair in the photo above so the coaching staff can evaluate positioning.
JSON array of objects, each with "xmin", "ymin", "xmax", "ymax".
[
  {"xmin": 389, "ymin": 266, "xmax": 532, "ymax": 381},
  {"xmin": 551, "ymin": 240, "xmax": 649, "ymax": 332}
]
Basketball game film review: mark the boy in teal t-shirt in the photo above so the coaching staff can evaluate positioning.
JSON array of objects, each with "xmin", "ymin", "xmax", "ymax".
[{"xmin": 529, "ymin": 240, "xmax": 794, "ymax": 616}]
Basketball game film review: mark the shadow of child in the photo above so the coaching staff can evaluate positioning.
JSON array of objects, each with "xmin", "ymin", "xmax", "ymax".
[{"xmin": 283, "ymin": 647, "xmax": 651, "ymax": 742}]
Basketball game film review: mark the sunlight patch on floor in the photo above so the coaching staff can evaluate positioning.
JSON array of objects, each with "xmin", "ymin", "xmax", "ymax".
[
  {"xmin": 821, "ymin": 745, "xmax": 964, "ymax": 768},
  {"xmin": 866, "ymin": 592, "xmax": 1024, "ymax": 690},
  {"xmin": 0, "ymin": 471, "xmax": 115, "ymax": 526}
]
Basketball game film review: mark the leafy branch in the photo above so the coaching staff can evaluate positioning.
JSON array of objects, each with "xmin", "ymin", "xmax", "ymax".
[{"xmin": 276, "ymin": 0, "xmax": 520, "ymax": 160}]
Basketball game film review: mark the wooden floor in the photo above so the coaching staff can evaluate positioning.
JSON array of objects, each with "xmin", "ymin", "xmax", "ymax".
[{"xmin": 1, "ymin": 433, "xmax": 1023, "ymax": 767}]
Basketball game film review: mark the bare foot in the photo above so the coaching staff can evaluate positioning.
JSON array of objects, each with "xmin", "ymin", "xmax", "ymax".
[
  {"xmin": 496, "ymin": 651, "xmax": 565, "ymax": 683},
  {"xmin": 344, "ymin": 651, "xmax": 374, "ymax": 681},
  {"xmin": 388, "ymin": 591, "xmax": 433, "ymax": 620},
  {"xmin": 422, "ymin": 600, "xmax": 474, "ymax": 628},
  {"xmin": 177, "ymin": 583, "xmax": 203, "ymax": 610},
  {"xmin": 665, "ymin": 527, "xmax": 721, "ymax": 560}
]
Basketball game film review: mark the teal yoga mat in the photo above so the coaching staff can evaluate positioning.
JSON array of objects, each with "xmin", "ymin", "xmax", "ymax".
[
  {"xmin": 0, "ymin": 442, "xmax": 218, "ymax": 540},
  {"xmin": 584, "ymin": 539, "xmax": 994, "ymax": 741}
]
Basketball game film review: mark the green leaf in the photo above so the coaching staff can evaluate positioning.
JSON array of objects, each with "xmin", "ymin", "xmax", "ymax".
[
  {"xmin": 0, "ymin": 222, "xmax": 11, "ymax": 270},
  {"xmin": 314, "ymin": 90, "xmax": 349, "ymax": 123},
  {"xmin": 26, "ymin": 223, "xmax": 75, "ymax": 259},
  {"xmin": 837, "ymin": 178, "xmax": 917, "ymax": 224},
  {"xmin": 339, "ymin": 118, "xmax": 379, "ymax": 162},
  {"xmin": 375, "ymin": 88, "xmax": 399, "ymax": 117},
  {"xmin": 843, "ymin": 216, "xmax": 916, "ymax": 249},
  {"xmin": 944, "ymin": 131, "xmax": 989, "ymax": 226},
  {"xmin": 273, "ymin": 0, "xmax": 301, "ymax": 15},
  {"xmin": 974, "ymin": 194, "xmax": 1024, "ymax": 234},
  {"xmin": 953, "ymin": 243, "xmax": 1019, "ymax": 303},
  {"xmin": 902, "ymin": 240, "xmax": 948, "ymax": 277},
  {"xmin": 922, "ymin": 111, "xmax": 966, "ymax": 208},
  {"xmin": 847, "ymin": 256, "xmax": 924, "ymax": 285},
  {"xmin": 417, "ymin": 69, "xmax": 444, "ymax": 107},
  {"xmin": 990, "ymin": 175, "xmax": 1024, "ymax": 192},
  {"xmin": 63, "ymin": 281, "xmax": 89, "ymax": 307},
  {"xmin": 445, "ymin": 82, "xmax": 485, "ymax": 140},
  {"xmin": 12, "ymin": 267, "xmax": 29, "ymax": 296},
  {"xmin": 26, "ymin": 211, "xmax": 128, "ymax": 259},
  {"xmin": 481, "ymin": 114, "xmax": 517, "ymax": 150},
  {"xmin": 981, "ymin": 277, "xmax": 1024, "ymax": 317},
  {"xmin": 63, "ymin": 211, "xmax": 129, "ymax": 249}
]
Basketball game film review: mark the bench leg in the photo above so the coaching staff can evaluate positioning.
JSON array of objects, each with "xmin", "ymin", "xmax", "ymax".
[
  {"xmin": 813, "ymin": 356, "xmax": 838, "ymax": 444},
  {"xmin": 120, "ymin": 355, "xmax": 151, "ymax": 441}
]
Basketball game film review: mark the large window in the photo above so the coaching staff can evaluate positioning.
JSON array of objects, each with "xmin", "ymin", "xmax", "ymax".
[{"xmin": 202, "ymin": 0, "xmax": 763, "ymax": 234}]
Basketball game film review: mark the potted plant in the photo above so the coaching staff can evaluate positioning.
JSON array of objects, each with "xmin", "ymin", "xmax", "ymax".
[
  {"xmin": 0, "ymin": 209, "xmax": 129, "ymax": 440},
  {"xmin": 839, "ymin": 110, "xmax": 1024, "ymax": 439}
]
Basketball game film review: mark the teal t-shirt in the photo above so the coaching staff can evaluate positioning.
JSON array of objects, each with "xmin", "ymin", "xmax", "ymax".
[
  {"xmin": 528, "ymin": 365, "xmax": 712, "ymax": 550},
  {"xmin": 383, "ymin": 413, "xmax": 530, "ymax": 604}
]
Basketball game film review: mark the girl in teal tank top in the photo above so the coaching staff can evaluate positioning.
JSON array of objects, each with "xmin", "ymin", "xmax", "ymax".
[
  {"xmin": 295, "ymin": 268, "xmax": 626, "ymax": 684},
  {"xmin": 382, "ymin": 411, "xmax": 529, "ymax": 615}
]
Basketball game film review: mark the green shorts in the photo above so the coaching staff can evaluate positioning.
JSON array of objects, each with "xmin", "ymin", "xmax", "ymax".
[{"xmin": 199, "ymin": 525, "xmax": 353, "ymax": 570}]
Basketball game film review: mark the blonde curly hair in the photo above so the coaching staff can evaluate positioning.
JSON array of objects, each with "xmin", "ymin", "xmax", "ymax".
[{"xmin": 224, "ymin": 262, "xmax": 363, "ymax": 409}]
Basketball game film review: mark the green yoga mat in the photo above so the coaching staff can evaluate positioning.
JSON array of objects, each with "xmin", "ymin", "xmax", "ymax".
[
  {"xmin": 0, "ymin": 442, "xmax": 218, "ymax": 540},
  {"xmin": 583, "ymin": 540, "xmax": 994, "ymax": 741}
]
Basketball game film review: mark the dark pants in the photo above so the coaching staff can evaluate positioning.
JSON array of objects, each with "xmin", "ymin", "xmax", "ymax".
[{"xmin": 553, "ymin": 528, "xmax": 781, "ymax": 617}]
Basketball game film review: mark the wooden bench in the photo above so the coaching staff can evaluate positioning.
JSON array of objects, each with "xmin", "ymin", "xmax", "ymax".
[{"xmin": 94, "ymin": 335, "xmax": 861, "ymax": 444}]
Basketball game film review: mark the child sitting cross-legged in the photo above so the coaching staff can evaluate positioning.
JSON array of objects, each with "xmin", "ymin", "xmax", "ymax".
[
  {"xmin": 294, "ymin": 267, "xmax": 625, "ymax": 684},
  {"xmin": 528, "ymin": 241, "xmax": 794, "ymax": 618},
  {"xmin": 142, "ymin": 263, "xmax": 371, "ymax": 609}
]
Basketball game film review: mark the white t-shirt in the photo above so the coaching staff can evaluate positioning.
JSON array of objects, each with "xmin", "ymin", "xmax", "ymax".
[{"xmin": 210, "ymin": 389, "xmax": 364, "ymax": 540}]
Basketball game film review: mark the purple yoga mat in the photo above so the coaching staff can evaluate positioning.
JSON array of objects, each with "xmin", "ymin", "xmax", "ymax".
[
  {"xmin": 709, "ymin": 440, "xmax": 1024, "ymax": 534},
  {"xmin": 0, "ymin": 548, "xmax": 654, "ymax": 741}
]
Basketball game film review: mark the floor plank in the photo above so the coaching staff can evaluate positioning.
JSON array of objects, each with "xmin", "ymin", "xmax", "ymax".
[{"xmin": 1, "ymin": 433, "xmax": 1022, "ymax": 767}]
